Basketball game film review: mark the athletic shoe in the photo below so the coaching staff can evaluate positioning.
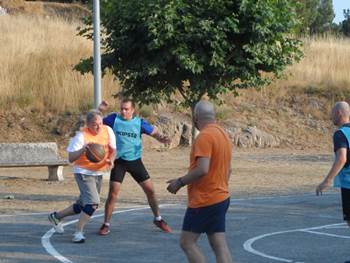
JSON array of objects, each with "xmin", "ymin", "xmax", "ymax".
[
  {"xmin": 153, "ymin": 219, "xmax": 172, "ymax": 233},
  {"xmin": 98, "ymin": 223, "xmax": 110, "ymax": 235},
  {"xmin": 48, "ymin": 212, "xmax": 64, "ymax": 234},
  {"xmin": 72, "ymin": 231, "xmax": 85, "ymax": 243}
]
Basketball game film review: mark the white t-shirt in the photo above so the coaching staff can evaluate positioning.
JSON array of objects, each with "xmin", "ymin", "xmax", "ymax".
[{"xmin": 67, "ymin": 126, "xmax": 116, "ymax": 176}]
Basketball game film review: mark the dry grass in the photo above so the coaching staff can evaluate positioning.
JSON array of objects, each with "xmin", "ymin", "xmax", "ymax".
[
  {"xmin": 265, "ymin": 36, "xmax": 350, "ymax": 105},
  {"xmin": 0, "ymin": 14, "xmax": 119, "ymax": 112},
  {"xmin": 1, "ymin": 13, "xmax": 350, "ymax": 114},
  {"xmin": 289, "ymin": 36, "xmax": 350, "ymax": 90}
]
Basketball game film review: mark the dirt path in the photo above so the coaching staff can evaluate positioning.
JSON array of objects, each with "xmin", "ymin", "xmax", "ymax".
[{"xmin": 0, "ymin": 148, "xmax": 334, "ymax": 214}]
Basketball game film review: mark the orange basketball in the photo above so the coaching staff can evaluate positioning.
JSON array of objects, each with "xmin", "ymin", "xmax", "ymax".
[{"xmin": 85, "ymin": 143, "xmax": 106, "ymax": 163}]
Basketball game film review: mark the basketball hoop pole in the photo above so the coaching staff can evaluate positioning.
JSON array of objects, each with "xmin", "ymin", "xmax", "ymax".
[{"xmin": 93, "ymin": 0, "xmax": 101, "ymax": 109}]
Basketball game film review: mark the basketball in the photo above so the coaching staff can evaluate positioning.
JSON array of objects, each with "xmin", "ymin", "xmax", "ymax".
[{"xmin": 85, "ymin": 143, "xmax": 106, "ymax": 163}]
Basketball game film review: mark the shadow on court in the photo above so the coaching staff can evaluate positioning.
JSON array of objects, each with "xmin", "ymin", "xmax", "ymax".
[{"xmin": 1, "ymin": 193, "xmax": 350, "ymax": 263}]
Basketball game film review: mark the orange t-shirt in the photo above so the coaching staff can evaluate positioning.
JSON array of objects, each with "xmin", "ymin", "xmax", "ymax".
[
  {"xmin": 188, "ymin": 123, "xmax": 232, "ymax": 208},
  {"xmin": 74, "ymin": 126, "xmax": 111, "ymax": 171}
]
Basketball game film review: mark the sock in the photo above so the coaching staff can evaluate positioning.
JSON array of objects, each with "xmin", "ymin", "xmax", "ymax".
[
  {"xmin": 104, "ymin": 222, "xmax": 110, "ymax": 226},
  {"xmin": 155, "ymin": 216, "xmax": 162, "ymax": 221}
]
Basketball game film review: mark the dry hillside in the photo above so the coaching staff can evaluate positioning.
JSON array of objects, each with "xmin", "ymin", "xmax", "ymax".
[{"xmin": 1, "ymin": 1, "xmax": 350, "ymax": 153}]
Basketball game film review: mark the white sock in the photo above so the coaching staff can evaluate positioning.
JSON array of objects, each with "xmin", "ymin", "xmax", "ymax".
[
  {"xmin": 155, "ymin": 216, "xmax": 162, "ymax": 221},
  {"xmin": 104, "ymin": 222, "xmax": 110, "ymax": 226}
]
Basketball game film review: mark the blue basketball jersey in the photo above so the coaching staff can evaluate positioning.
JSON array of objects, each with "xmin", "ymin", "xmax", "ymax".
[
  {"xmin": 334, "ymin": 126, "xmax": 350, "ymax": 189},
  {"xmin": 113, "ymin": 115, "xmax": 142, "ymax": 161}
]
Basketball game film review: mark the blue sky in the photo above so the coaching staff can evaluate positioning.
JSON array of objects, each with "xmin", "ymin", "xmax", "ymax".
[{"xmin": 333, "ymin": 0, "xmax": 349, "ymax": 23}]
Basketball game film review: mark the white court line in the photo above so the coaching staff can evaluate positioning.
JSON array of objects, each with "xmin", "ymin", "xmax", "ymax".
[
  {"xmin": 301, "ymin": 230, "xmax": 350, "ymax": 239},
  {"xmin": 1, "ymin": 192, "xmax": 338, "ymax": 218},
  {"xmin": 243, "ymin": 223, "xmax": 347, "ymax": 263},
  {"xmin": 41, "ymin": 204, "xmax": 177, "ymax": 263},
  {"xmin": 0, "ymin": 212, "xmax": 49, "ymax": 218}
]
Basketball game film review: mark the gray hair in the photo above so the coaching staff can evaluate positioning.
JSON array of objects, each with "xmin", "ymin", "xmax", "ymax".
[
  {"xmin": 333, "ymin": 101, "xmax": 350, "ymax": 115},
  {"xmin": 193, "ymin": 100, "xmax": 215, "ymax": 121},
  {"xmin": 86, "ymin": 109, "xmax": 103, "ymax": 124}
]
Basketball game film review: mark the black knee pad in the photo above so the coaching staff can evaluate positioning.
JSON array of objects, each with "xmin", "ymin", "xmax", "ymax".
[
  {"xmin": 73, "ymin": 203, "xmax": 82, "ymax": 214},
  {"xmin": 82, "ymin": 204, "xmax": 98, "ymax": 216}
]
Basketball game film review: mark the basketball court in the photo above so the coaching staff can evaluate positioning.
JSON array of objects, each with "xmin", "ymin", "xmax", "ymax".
[{"xmin": 1, "ymin": 192, "xmax": 349, "ymax": 263}]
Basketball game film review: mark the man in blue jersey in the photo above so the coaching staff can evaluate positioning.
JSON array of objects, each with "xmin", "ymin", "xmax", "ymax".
[
  {"xmin": 316, "ymin": 101, "xmax": 350, "ymax": 227},
  {"xmin": 98, "ymin": 98, "xmax": 172, "ymax": 235}
]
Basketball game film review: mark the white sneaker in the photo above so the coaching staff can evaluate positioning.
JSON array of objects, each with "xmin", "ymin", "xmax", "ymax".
[
  {"xmin": 72, "ymin": 231, "xmax": 85, "ymax": 243},
  {"xmin": 48, "ymin": 212, "xmax": 64, "ymax": 234},
  {"xmin": 53, "ymin": 222, "xmax": 64, "ymax": 234}
]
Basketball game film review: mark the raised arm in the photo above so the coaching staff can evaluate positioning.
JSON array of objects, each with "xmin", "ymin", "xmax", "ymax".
[{"xmin": 150, "ymin": 127, "xmax": 171, "ymax": 144}]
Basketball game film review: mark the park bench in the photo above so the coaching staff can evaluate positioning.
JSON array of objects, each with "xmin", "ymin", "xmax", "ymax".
[{"xmin": 0, "ymin": 142, "xmax": 69, "ymax": 181}]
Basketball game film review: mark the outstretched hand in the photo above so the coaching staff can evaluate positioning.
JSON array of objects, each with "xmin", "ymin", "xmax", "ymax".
[
  {"xmin": 158, "ymin": 135, "xmax": 171, "ymax": 145},
  {"xmin": 98, "ymin": 100, "xmax": 109, "ymax": 112}
]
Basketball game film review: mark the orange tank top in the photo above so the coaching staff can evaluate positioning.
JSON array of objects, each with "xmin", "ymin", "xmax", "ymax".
[{"xmin": 74, "ymin": 125, "xmax": 111, "ymax": 171}]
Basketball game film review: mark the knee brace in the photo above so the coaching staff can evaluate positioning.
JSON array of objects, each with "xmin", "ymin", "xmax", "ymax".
[
  {"xmin": 73, "ymin": 203, "xmax": 82, "ymax": 214},
  {"xmin": 82, "ymin": 204, "xmax": 98, "ymax": 216}
]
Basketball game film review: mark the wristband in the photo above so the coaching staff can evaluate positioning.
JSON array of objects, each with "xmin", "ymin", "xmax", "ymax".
[{"xmin": 178, "ymin": 177, "xmax": 185, "ymax": 187}]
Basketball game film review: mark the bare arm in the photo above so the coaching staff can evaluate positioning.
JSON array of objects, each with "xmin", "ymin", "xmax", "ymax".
[
  {"xmin": 316, "ymin": 148, "xmax": 347, "ymax": 195},
  {"xmin": 150, "ymin": 127, "xmax": 171, "ymax": 144},
  {"xmin": 106, "ymin": 147, "xmax": 116, "ymax": 168},
  {"xmin": 68, "ymin": 147, "xmax": 87, "ymax": 163},
  {"xmin": 167, "ymin": 157, "xmax": 210, "ymax": 194},
  {"xmin": 228, "ymin": 162, "xmax": 232, "ymax": 182}
]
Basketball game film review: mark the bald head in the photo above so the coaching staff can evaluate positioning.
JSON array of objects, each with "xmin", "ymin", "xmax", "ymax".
[
  {"xmin": 332, "ymin": 101, "xmax": 350, "ymax": 126},
  {"xmin": 193, "ymin": 100, "xmax": 216, "ymax": 123}
]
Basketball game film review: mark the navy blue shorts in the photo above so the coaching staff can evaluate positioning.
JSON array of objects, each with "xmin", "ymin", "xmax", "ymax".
[
  {"xmin": 341, "ymin": 188, "xmax": 350, "ymax": 221},
  {"xmin": 182, "ymin": 198, "xmax": 230, "ymax": 234}
]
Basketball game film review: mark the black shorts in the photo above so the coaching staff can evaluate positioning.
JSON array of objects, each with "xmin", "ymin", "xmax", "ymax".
[
  {"xmin": 341, "ymin": 188, "xmax": 350, "ymax": 221},
  {"xmin": 110, "ymin": 158, "xmax": 150, "ymax": 183},
  {"xmin": 182, "ymin": 198, "xmax": 230, "ymax": 234}
]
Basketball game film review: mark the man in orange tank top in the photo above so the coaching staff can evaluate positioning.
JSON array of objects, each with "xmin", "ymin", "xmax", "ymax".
[
  {"xmin": 167, "ymin": 100, "xmax": 233, "ymax": 263},
  {"xmin": 48, "ymin": 110, "xmax": 116, "ymax": 243}
]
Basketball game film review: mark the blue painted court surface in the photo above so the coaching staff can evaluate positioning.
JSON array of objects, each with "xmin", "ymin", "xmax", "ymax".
[{"xmin": 1, "ymin": 192, "xmax": 350, "ymax": 263}]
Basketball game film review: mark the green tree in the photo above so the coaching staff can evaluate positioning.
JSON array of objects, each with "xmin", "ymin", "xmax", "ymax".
[
  {"xmin": 310, "ymin": 0, "xmax": 335, "ymax": 34},
  {"xmin": 294, "ymin": 0, "xmax": 319, "ymax": 35},
  {"xmin": 342, "ymin": 9, "xmax": 350, "ymax": 37},
  {"xmin": 76, "ymin": 0, "xmax": 302, "ymax": 110}
]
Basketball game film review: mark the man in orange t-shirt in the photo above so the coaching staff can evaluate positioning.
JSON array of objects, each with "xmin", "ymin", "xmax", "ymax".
[
  {"xmin": 48, "ymin": 110, "xmax": 116, "ymax": 243},
  {"xmin": 167, "ymin": 100, "xmax": 233, "ymax": 263}
]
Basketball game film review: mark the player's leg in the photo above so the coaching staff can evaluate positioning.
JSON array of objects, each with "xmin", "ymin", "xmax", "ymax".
[
  {"xmin": 104, "ymin": 181, "xmax": 122, "ymax": 223},
  {"xmin": 180, "ymin": 231, "xmax": 205, "ymax": 263},
  {"xmin": 48, "ymin": 173, "xmax": 85, "ymax": 233},
  {"xmin": 100, "ymin": 159, "xmax": 126, "ymax": 235},
  {"xmin": 76, "ymin": 174, "xmax": 102, "ymax": 232},
  {"xmin": 207, "ymin": 233, "xmax": 232, "ymax": 263},
  {"xmin": 73, "ymin": 174, "xmax": 101, "ymax": 243},
  {"xmin": 341, "ymin": 188, "xmax": 350, "ymax": 227},
  {"xmin": 126, "ymin": 159, "xmax": 158, "ymax": 215},
  {"xmin": 140, "ymin": 178, "xmax": 159, "ymax": 217},
  {"xmin": 128, "ymin": 158, "xmax": 171, "ymax": 232},
  {"xmin": 206, "ymin": 198, "xmax": 232, "ymax": 262}
]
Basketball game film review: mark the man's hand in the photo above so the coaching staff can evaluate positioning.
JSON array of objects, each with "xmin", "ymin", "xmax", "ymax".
[
  {"xmin": 316, "ymin": 180, "xmax": 330, "ymax": 196},
  {"xmin": 153, "ymin": 132, "xmax": 171, "ymax": 145},
  {"xmin": 166, "ymin": 178, "xmax": 183, "ymax": 194},
  {"xmin": 158, "ymin": 134, "xmax": 171, "ymax": 145},
  {"xmin": 106, "ymin": 158, "xmax": 114, "ymax": 169},
  {"xmin": 98, "ymin": 100, "xmax": 109, "ymax": 112}
]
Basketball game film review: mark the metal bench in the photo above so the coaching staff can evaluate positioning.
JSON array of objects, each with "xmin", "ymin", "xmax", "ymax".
[{"xmin": 0, "ymin": 143, "xmax": 69, "ymax": 181}]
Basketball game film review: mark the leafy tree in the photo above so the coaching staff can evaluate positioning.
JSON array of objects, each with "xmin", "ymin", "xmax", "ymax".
[
  {"xmin": 294, "ymin": 0, "xmax": 319, "ymax": 35},
  {"xmin": 342, "ymin": 9, "xmax": 350, "ymax": 37},
  {"xmin": 310, "ymin": 0, "xmax": 335, "ymax": 34},
  {"xmin": 76, "ymin": 0, "xmax": 302, "ymax": 110}
]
